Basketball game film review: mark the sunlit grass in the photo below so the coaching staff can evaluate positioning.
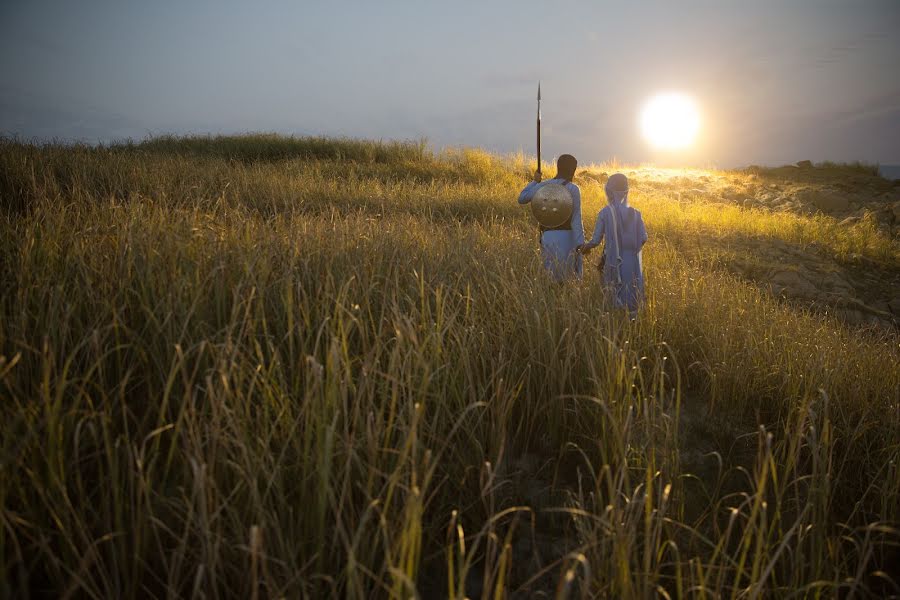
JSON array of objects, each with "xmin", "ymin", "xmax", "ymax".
[
  {"xmin": 636, "ymin": 186, "xmax": 898, "ymax": 265},
  {"xmin": 1, "ymin": 136, "xmax": 898, "ymax": 598}
]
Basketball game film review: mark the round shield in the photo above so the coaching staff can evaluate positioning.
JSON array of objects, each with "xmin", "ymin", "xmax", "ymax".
[{"xmin": 530, "ymin": 183, "xmax": 574, "ymax": 228}]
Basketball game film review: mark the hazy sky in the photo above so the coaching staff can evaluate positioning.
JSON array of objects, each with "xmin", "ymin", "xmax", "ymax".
[{"xmin": 2, "ymin": 0, "xmax": 899, "ymax": 166}]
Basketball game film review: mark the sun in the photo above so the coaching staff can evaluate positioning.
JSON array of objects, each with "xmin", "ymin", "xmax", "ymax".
[{"xmin": 640, "ymin": 92, "xmax": 700, "ymax": 150}]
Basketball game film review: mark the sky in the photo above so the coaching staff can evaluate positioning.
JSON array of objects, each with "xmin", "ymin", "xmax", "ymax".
[{"xmin": 1, "ymin": 0, "xmax": 899, "ymax": 167}]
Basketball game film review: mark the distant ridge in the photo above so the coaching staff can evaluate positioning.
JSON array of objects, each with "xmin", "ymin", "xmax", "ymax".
[{"xmin": 878, "ymin": 164, "xmax": 900, "ymax": 180}]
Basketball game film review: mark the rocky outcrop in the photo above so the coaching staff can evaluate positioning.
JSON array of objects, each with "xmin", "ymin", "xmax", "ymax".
[
  {"xmin": 795, "ymin": 188, "xmax": 851, "ymax": 212},
  {"xmin": 635, "ymin": 165, "xmax": 900, "ymax": 236},
  {"xmin": 726, "ymin": 238, "xmax": 898, "ymax": 329}
]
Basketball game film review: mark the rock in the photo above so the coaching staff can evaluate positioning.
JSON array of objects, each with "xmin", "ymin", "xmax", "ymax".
[
  {"xmin": 819, "ymin": 271, "xmax": 854, "ymax": 295},
  {"xmin": 721, "ymin": 186, "xmax": 746, "ymax": 200},
  {"xmin": 797, "ymin": 190, "xmax": 850, "ymax": 212},
  {"xmin": 797, "ymin": 160, "xmax": 813, "ymax": 169},
  {"xmin": 873, "ymin": 207, "xmax": 895, "ymax": 225},
  {"xmin": 770, "ymin": 269, "xmax": 817, "ymax": 298},
  {"xmin": 838, "ymin": 216, "xmax": 861, "ymax": 226},
  {"xmin": 892, "ymin": 201, "xmax": 900, "ymax": 222},
  {"xmin": 834, "ymin": 296, "xmax": 897, "ymax": 325}
]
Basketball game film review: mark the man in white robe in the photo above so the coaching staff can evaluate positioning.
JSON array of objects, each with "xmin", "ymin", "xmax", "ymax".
[{"xmin": 517, "ymin": 154, "xmax": 584, "ymax": 281}]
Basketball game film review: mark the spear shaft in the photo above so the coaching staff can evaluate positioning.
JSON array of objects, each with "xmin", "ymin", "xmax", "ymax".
[{"xmin": 536, "ymin": 82, "xmax": 542, "ymax": 177}]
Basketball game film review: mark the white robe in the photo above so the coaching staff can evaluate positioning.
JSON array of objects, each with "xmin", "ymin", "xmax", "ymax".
[
  {"xmin": 587, "ymin": 194, "xmax": 648, "ymax": 312},
  {"xmin": 518, "ymin": 178, "xmax": 584, "ymax": 281}
]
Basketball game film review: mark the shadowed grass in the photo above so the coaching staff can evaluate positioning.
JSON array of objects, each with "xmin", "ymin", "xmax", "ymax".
[
  {"xmin": 115, "ymin": 133, "xmax": 433, "ymax": 164},
  {"xmin": 1, "ymin": 135, "xmax": 898, "ymax": 598}
]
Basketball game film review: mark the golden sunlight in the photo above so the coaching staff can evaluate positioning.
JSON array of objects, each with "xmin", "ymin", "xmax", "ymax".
[{"xmin": 640, "ymin": 92, "xmax": 700, "ymax": 150}]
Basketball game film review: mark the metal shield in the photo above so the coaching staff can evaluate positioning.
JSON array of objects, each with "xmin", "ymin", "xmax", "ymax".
[{"xmin": 530, "ymin": 183, "xmax": 573, "ymax": 228}]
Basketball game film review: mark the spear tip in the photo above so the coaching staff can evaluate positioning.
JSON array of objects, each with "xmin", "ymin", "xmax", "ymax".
[{"xmin": 537, "ymin": 81, "xmax": 541, "ymax": 101}]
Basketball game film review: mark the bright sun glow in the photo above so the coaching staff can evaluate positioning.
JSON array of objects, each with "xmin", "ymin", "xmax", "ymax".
[{"xmin": 640, "ymin": 92, "xmax": 700, "ymax": 150}]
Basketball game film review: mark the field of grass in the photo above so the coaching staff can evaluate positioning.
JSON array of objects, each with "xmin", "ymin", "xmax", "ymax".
[{"xmin": 1, "ymin": 135, "xmax": 899, "ymax": 598}]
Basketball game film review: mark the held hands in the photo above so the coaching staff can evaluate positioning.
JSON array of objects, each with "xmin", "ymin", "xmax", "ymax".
[
  {"xmin": 577, "ymin": 243, "xmax": 595, "ymax": 255},
  {"xmin": 533, "ymin": 170, "xmax": 542, "ymax": 183}
]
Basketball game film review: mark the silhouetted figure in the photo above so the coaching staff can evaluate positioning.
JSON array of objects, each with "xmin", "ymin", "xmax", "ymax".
[
  {"xmin": 579, "ymin": 173, "xmax": 647, "ymax": 312},
  {"xmin": 517, "ymin": 154, "xmax": 584, "ymax": 281}
]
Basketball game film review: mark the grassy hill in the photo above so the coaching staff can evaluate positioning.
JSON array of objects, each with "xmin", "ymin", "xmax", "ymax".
[{"xmin": 1, "ymin": 135, "xmax": 899, "ymax": 598}]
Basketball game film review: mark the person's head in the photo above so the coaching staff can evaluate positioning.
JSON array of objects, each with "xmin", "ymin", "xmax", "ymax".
[
  {"xmin": 605, "ymin": 172, "xmax": 628, "ymax": 205},
  {"xmin": 556, "ymin": 154, "xmax": 577, "ymax": 181}
]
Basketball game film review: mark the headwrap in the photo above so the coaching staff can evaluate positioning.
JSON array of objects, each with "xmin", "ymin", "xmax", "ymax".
[
  {"xmin": 604, "ymin": 173, "xmax": 635, "ymax": 260},
  {"xmin": 605, "ymin": 173, "xmax": 629, "ymax": 206}
]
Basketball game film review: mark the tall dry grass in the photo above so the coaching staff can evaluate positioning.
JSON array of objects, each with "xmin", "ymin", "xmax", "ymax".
[{"xmin": 1, "ymin": 135, "xmax": 898, "ymax": 598}]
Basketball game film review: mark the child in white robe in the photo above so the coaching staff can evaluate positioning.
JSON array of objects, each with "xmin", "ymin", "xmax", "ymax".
[{"xmin": 579, "ymin": 173, "xmax": 648, "ymax": 312}]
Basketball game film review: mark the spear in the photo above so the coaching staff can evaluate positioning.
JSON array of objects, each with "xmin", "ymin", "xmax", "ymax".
[{"xmin": 536, "ymin": 82, "xmax": 542, "ymax": 178}]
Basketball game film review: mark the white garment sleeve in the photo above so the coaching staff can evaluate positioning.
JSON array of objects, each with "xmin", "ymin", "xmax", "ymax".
[
  {"xmin": 588, "ymin": 209, "xmax": 606, "ymax": 246},
  {"xmin": 518, "ymin": 181, "xmax": 543, "ymax": 204},
  {"xmin": 569, "ymin": 183, "xmax": 584, "ymax": 246}
]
